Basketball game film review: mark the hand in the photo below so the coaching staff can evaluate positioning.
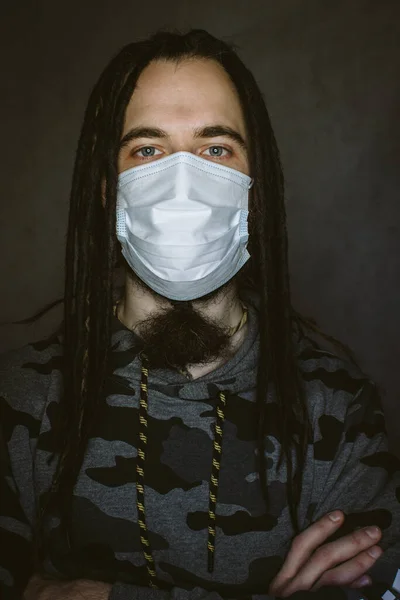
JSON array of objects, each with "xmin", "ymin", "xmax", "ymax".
[
  {"xmin": 23, "ymin": 574, "xmax": 112, "ymax": 600},
  {"xmin": 268, "ymin": 510, "xmax": 383, "ymax": 598}
]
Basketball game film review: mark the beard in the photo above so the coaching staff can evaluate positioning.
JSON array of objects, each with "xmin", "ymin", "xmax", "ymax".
[{"xmin": 125, "ymin": 265, "xmax": 237, "ymax": 371}]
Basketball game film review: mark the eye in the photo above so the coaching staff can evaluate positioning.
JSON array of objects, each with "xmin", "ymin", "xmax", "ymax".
[
  {"xmin": 204, "ymin": 146, "xmax": 231, "ymax": 158},
  {"xmin": 135, "ymin": 146, "xmax": 162, "ymax": 159}
]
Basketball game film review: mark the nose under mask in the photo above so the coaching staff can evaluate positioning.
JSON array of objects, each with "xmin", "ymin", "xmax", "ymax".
[{"xmin": 116, "ymin": 151, "xmax": 252, "ymax": 301}]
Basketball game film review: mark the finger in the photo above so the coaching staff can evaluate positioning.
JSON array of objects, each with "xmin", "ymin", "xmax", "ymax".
[
  {"xmin": 282, "ymin": 540, "xmax": 382, "ymax": 597},
  {"xmin": 23, "ymin": 575, "xmax": 47, "ymax": 600},
  {"xmin": 269, "ymin": 511, "xmax": 344, "ymax": 594},
  {"xmin": 349, "ymin": 575, "xmax": 372, "ymax": 588},
  {"xmin": 311, "ymin": 546, "xmax": 382, "ymax": 591}
]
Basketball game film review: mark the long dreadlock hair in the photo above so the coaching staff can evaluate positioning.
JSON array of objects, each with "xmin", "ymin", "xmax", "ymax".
[{"xmin": 30, "ymin": 29, "xmax": 362, "ymax": 545}]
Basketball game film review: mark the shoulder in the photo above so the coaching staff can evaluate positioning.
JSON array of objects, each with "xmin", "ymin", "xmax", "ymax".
[
  {"xmin": 292, "ymin": 318, "xmax": 379, "ymax": 426},
  {"xmin": 0, "ymin": 332, "xmax": 63, "ymax": 434}
]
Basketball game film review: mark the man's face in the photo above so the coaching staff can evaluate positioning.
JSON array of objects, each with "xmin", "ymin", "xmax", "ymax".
[
  {"xmin": 118, "ymin": 57, "xmax": 249, "ymax": 175},
  {"xmin": 116, "ymin": 58, "xmax": 250, "ymax": 370}
]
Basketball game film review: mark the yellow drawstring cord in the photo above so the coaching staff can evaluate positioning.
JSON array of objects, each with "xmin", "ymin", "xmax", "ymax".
[
  {"xmin": 138, "ymin": 353, "xmax": 228, "ymax": 578},
  {"xmin": 207, "ymin": 391, "xmax": 227, "ymax": 573},
  {"xmin": 137, "ymin": 354, "xmax": 158, "ymax": 588}
]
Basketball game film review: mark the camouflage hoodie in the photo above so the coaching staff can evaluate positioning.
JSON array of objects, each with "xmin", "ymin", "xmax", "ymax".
[{"xmin": 1, "ymin": 289, "xmax": 400, "ymax": 600}]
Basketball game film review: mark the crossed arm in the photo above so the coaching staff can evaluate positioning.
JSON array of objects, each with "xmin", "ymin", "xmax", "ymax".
[{"xmin": 22, "ymin": 510, "xmax": 384, "ymax": 599}]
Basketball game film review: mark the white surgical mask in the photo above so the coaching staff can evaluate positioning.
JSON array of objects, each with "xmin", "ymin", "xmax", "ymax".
[{"xmin": 116, "ymin": 151, "xmax": 253, "ymax": 301}]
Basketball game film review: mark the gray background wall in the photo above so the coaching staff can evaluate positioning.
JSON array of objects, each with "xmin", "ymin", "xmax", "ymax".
[{"xmin": 1, "ymin": 0, "xmax": 399, "ymax": 453}]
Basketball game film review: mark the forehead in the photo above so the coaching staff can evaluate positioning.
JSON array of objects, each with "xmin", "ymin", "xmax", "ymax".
[{"xmin": 123, "ymin": 58, "xmax": 246, "ymax": 131}]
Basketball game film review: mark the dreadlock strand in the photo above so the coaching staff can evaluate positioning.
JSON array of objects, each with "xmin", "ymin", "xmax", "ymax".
[
  {"xmin": 226, "ymin": 51, "xmax": 302, "ymax": 530},
  {"xmin": 247, "ymin": 83, "xmax": 297, "ymax": 528},
  {"xmin": 244, "ymin": 63, "xmax": 306, "ymax": 534},
  {"xmin": 50, "ymin": 60, "xmax": 147, "ymax": 527},
  {"xmin": 255, "ymin": 239, "xmax": 271, "ymax": 512}
]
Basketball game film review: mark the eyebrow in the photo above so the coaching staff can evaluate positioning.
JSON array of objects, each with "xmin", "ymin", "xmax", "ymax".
[{"xmin": 119, "ymin": 124, "xmax": 247, "ymax": 150}]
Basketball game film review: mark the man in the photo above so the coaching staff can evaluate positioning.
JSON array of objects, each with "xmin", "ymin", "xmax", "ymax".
[{"xmin": 1, "ymin": 29, "xmax": 400, "ymax": 600}]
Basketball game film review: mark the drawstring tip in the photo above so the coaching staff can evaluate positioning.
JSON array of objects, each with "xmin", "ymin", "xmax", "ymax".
[{"xmin": 207, "ymin": 552, "xmax": 214, "ymax": 573}]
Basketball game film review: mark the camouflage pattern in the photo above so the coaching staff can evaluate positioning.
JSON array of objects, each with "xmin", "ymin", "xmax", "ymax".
[{"xmin": 1, "ymin": 290, "xmax": 400, "ymax": 600}]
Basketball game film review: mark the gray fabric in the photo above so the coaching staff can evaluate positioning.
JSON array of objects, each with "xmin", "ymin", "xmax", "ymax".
[{"xmin": 1, "ymin": 290, "xmax": 400, "ymax": 600}]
